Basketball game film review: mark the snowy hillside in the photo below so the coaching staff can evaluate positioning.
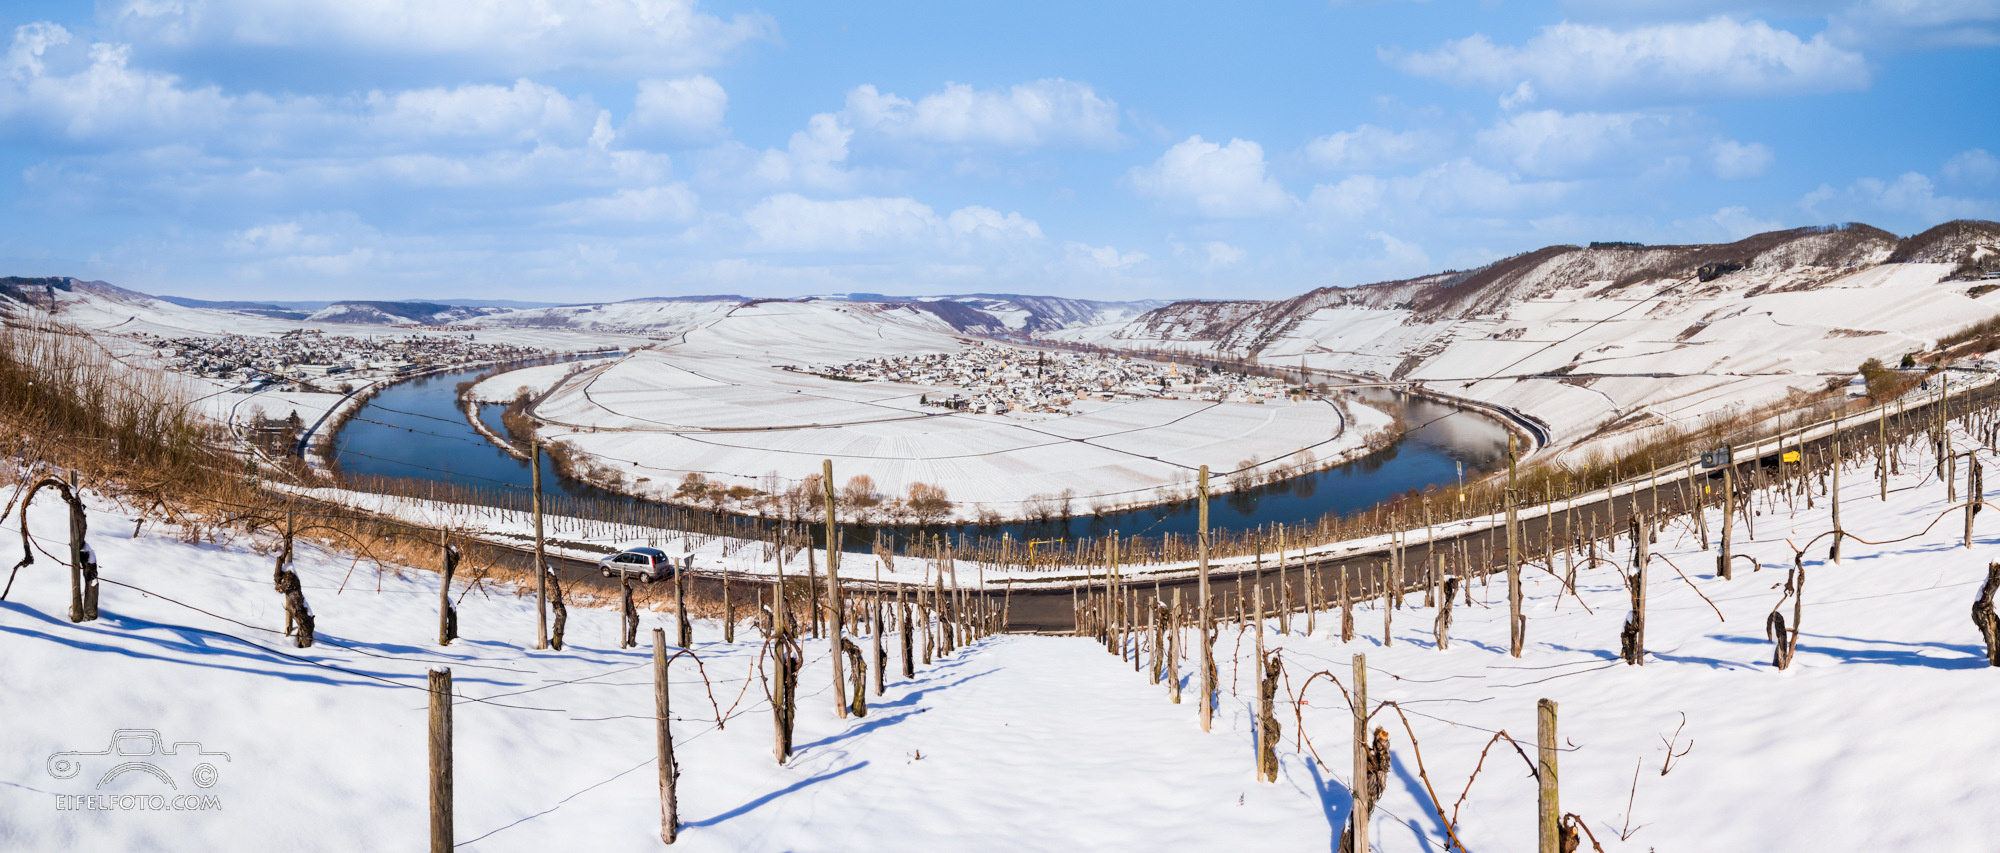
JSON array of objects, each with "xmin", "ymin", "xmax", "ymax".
[{"xmin": 1054, "ymin": 222, "xmax": 2000, "ymax": 450}]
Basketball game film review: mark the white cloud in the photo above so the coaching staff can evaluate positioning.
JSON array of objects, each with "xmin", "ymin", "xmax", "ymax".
[
  {"xmin": 1386, "ymin": 17, "xmax": 1870, "ymax": 105},
  {"xmin": 945, "ymin": 206, "xmax": 1044, "ymax": 241},
  {"xmin": 365, "ymin": 79, "xmax": 598, "ymax": 147},
  {"xmin": 626, "ymin": 76, "xmax": 728, "ymax": 144},
  {"xmin": 843, "ymin": 79, "xmax": 1122, "ymax": 149},
  {"xmin": 1801, "ymin": 172, "xmax": 1995, "ymax": 223},
  {"xmin": 742, "ymin": 194, "xmax": 1041, "ymax": 252},
  {"xmin": 1304, "ymin": 175, "xmax": 1389, "ymax": 220},
  {"xmin": 103, "ymin": 0, "xmax": 776, "ymax": 75},
  {"xmin": 228, "ymin": 221, "xmax": 336, "ymax": 254},
  {"xmin": 1, "ymin": 25, "xmax": 234, "ymax": 144},
  {"xmin": 548, "ymin": 184, "xmax": 700, "ymax": 224},
  {"xmin": 1, "ymin": 25, "xmax": 608, "ymax": 152},
  {"xmin": 1126, "ymin": 135, "xmax": 1294, "ymax": 218},
  {"xmin": 1828, "ymin": 0, "xmax": 2000, "ymax": 51},
  {"xmin": 1475, "ymin": 110, "xmax": 1691, "ymax": 177},
  {"xmin": 1673, "ymin": 205, "xmax": 1783, "ymax": 242},
  {"xmin": 1202, "ymin": 241, "xmax": 1246, "ymax": 269},
  {"xmin": 1708, "ymin": 138, "xmax": 1774, "ymax": 179},
  {"xmin": 749, "ymin": 113, "xmax": 854, "ymax": 190},
  {"xmin": 1303, "ymin": 124, "xmax": 1447, "ymax": 172},
  {"xmin": 1365, "ymin": 231, "xmax": 1431, "ymax": 271},
  {"xmin": 1069, "ymin": 242, "xmax": 1148, "ymax": 270},
  {"xmin": 1942, "ymin": 149, "xmax": 1999, "ymax": 186},
  {"xmin": 1308, "ymin": 159, "xmax": 1573, "ymax": 221}
]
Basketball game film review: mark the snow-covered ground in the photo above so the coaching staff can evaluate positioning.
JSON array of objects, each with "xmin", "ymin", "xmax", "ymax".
[
  {"xmin": 506, "ymin": 300, "xmax": 1390, "ymax": 520},
  {"xmin": 6, "ymin": 396, "xmax": 1995, "ymax": 851},
  {"xmin": 1057, "ymin": 260, "xmax": 2000, "ymax": 457}
]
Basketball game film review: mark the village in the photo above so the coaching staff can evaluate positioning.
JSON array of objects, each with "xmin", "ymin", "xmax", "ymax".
[
  {"xmin": 792, "ymin": 342, "xmax": 1297, "ymax": 415},
  {"xmin": 147, "ymin": 329, "xmax": 550, "ymax": 391}
]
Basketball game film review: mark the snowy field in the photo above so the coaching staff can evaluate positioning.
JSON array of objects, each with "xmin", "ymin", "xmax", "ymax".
[
  {"xmin": 1061, "ymin": 261, "xmax": 2000, "ymax": 453},
  {"xmin": 5, "ymin": 399, "xmax": 1996, "ymax": 851},
  {"xmin": 503, "ymin": 300, "xmax": 1389, "ymax": 519}
]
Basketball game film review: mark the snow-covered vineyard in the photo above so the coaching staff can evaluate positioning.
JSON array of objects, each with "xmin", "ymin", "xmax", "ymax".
[{"xmin": 6, "ymin": 363, "xmax": 1998, "ymax": 852}]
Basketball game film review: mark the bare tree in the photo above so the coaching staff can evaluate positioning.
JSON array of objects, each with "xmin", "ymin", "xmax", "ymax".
[{"xmin": 907, "ymin": 482, "xmax": 954, "ymax": 525}]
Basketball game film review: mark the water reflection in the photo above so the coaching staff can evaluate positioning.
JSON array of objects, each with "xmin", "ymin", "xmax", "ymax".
[{"xmin": 332, "ymin": 365, "xmax": 1511, "ymax": 545}]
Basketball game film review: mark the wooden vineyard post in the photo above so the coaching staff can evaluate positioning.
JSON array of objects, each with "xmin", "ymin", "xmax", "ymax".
[
  {"xmin": 1340, "ymin": 564, "xmax": 1354, "ymax": 642},
  {"xmin": 1719, "ymin": 445, "xmax": 1735, "ymax": 580},
  {"xmin": 900, "ymin": 587, "xmax": 915, "ymax": 679},
  {"xmin": 1538, "ymin": 698, "xmax": 1559, "ymax": 853},
  {"xmin": 1198, "ymin": 465, "xmax": 1215, "ymax": 733},
  {"xmin": 1382, "ymin": 562, "xmax": 1392, "ymax": 647},
  {"xmin": 1507, "ymin": 434, "xmax": 1525, "ymax": 657},
  {"xmin": 654, "ymin": 629, "xmax": 679, "ymax": 844},
  {"xmin": 1621, "ymin": 517, "xmax": 1648, "ymax": 666},
  {"xmin": 1278, "ymin": 529, "xmax": 1291, "ymax": 635},
  {"xmin": 1879, "ymin": 403, "xmax": 1890, "ymax": 501},
  {"xmin": 872, "ymin": 590, "xmax": 885, "ymax": 696},
  {"xmin": 1253, "ymin": 583, "xmax": 1266, "ymax": 664},
  {"xmin": 1349, "ymin": 653, "xmax": 1370, "ymax": 853},
  {"xmin": 1305, "ymin": 565, "xmax": 1316, "ymax": 637},
  {"xmin": 722, "ymin": 569, "xmax": 734, "ymax": 643},
  {"xmin": 1968, "ymin": 458, "xmax": 1983, "ymax": 550},
  {"xmin": 675, "ymin": 557, "xmax": 692, "ymax": 648},
  {"xmin": 1832, "ymin": 418, "xmax": 1843, "ymax": 563},
  {"xmin": 533, "ymin": 440, "xmax": 547, "ymax": 649},
  {"xmin": 1256, "ymin": 650, "xmax": 1280, "ymax": 783},
  {"xmin": 437, "ymin": 535, "xmax": 458, "ymax": 646},
  {"xmin": 429, "ymin": 668, "xmax": 453, "ymax": 853},
  {"xmin": 822, "ymin": 459, "xmax": 848, "ymax": 719},
  {"xmin": 1169, "ymin": 587, "xmax": 1183, "ymax": 705},
  {"xmin": 1691, "ymin": 460, "xmax": 1709, "ymax": 550}
]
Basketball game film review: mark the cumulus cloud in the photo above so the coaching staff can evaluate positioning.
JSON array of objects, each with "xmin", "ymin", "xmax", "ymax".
[
  {"xmin": 1, "ymin": 25, "xmax": 608, "ymax": 152},
  {"xmin": 1308, "ymin": 159, "xmax": 1573, "ymax": 220},
  {"xmin": 1709, "ymin": 206, "xmax": 1783, "ymax": 240},
  {"xmin": 1304, "ymin": 124, "xmax": 1448, "ymax": 172},
  {"xmin": 1, "ymin": 24, "xmax": 233, "ymax": 144},
  {"xmin": 102, "ymin": 0, "xmax": 776, "ymax": 75},
  {"xmin": 749, "ymin": 113, "xmax": 855, "ymax": 190},
  {"xmin": 1708, "ymin": 139, "xmax": 1774, "ymax": 179},
  {"xmin": 1474, "ymin": 110, "xmax": 1692, "ymax": 177},
  {"xmin": 1069, "ymin": 242, "xmax": 1149, "ymax": 270},
  {"xmin": 843, "ymin": 79, "xmax": 1122, "ymax": 149},
  {"xmin": 1203, "ymin": 241, "xmax": 1247, "ymax": 268},
  {"xmin": 1828, "ymin": 0, "xmax": 2000, "ymax": 51},
  {"xmin": 1801, "ymin": 171, "xmax": 1995, "ymax": 223},
  {"xmin": 1365, "ymin": 231, "xmax": 1431, "ymax": 271},
  {"xmin": 1126, "ymin": 136, "xmax": 1294, "ymax": 218},
  {"xmin": 547, "ymin": 184, "xmax": 700, "ymax": 224},
  {"xmin": 742, "ymin": 194, "xmax": 1041, "ymax": 252},
  {"xmin": 625, "ymin": 76, "xmax": 728, "ymax": 145},
  {"xmin": 945, "ymin": 206, "xmax": 1044, "ymax": 241},
  {"xmin": 1942, "ymin": 149, "xmax": 1999, "ymax": 186},
  {"xmin": 364, "ymin": 79, "xmax": 599, "ymax": 148},
  {"xmin": 1385, "ymin": 17, "xmax": 1870, "ymax": 105}
]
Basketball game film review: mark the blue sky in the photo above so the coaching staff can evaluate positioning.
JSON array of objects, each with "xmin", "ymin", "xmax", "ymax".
[{"xmin": 0, "ymin": 0, "xmax": 1994, "ymax": 302}]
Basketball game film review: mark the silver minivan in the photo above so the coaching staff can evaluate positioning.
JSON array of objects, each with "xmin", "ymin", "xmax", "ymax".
[{"xmin": 598, "ymin": 546, "xmax": 673, "ymax": 583}]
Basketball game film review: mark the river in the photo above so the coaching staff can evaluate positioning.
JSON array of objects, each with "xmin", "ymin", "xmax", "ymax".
[{"xmin": 329, "ymin": 361, "xmax": 1513, "ymax": 544}]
